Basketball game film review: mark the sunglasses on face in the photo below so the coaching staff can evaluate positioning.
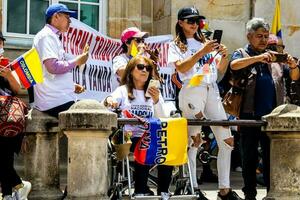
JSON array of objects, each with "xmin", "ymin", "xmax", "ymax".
[
  {"xmin": 134, "ymin": 38, "xmax": 145, "ymax": 43},
  {"xmin": 184, "ymin": 18, "xmax": 200, "ymax": 25},
  {"xmin": 136, "ymin": 64, "xmax": 152, "ymax": 72}
]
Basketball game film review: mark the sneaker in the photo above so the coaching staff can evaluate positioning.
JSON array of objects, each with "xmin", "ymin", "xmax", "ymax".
[
  {"xmin": 161, "ymin": 192, "xmax": 171, "ymax": 200},
  {"xmin": 194, "ymin": 189, "xmax": 209, "ymax": 200},
  {"xmin": 133, "ymin": 188, "xmax": 154, "ymax": 197},
  {"xmin": 144, "ymin": 187, "xmax": 154, "ymax": 196},
  {"xmin": 17, "ymin": 181, "xmax": 31, "ymax": 200},
  {"xmin": 217, "ymin": 190, "xmax": 243, "ymax": 200}
]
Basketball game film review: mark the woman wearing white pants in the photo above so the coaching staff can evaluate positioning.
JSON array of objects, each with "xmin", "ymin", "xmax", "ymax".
[{"xmin": 168, "ymin": 6, "xmax": 242, "ymax": 200}]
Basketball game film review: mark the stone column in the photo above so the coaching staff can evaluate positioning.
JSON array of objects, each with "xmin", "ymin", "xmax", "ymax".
[
  {"xmin": 24, "ymin": 109, "xmax": 62, "ymax": 200},
  {"xmin": 262, "ymin": 104, "xmax": 300, "ymax": 200},
  {"xmin": 59, "ymin": 100, "xmax": 117, "ymax": 199}
]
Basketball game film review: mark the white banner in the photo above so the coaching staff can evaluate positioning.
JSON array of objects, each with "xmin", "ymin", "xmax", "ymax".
[{"xmin": 62, "ymin": 19, "xmax": 176, "ymax": 101}]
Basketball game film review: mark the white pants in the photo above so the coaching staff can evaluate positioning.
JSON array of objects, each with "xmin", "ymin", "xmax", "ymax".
[{"xmin": 179, "ymin": 83, "xmax": 233, "ymax": 189}]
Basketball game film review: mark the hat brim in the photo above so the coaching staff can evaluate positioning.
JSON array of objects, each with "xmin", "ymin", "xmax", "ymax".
[
  {"xmin": 59, "ymin": 10, "xmax": 77, "ymax": 18},
  {"xmin": 0, "ymin": 37, "xmax": 6, "ymax": 41},
  {"xmin": 180, "ymin": 15, "xmax": 205, "ymax": 19},
  {"xmin": 132, "ymin": 32, "xmax": 149, "ymax": 39}
]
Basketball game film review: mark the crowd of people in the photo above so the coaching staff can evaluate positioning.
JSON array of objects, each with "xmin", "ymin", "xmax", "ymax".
[{"xmin": 1, "ymin": 3, "xmax": 300, "ymax": 200}]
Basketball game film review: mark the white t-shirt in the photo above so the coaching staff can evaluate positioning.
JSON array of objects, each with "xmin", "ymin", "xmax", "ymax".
[
  {"xmin": 168, "ymin": 38, "xmax": 219, "ymax": 86},
  {"xmin": 33, "ymin": 25, "xmax": 76, "ymax": 111},
  {"xmin": 110, "ymin": 85, "xmax": 167, "ymax": 137},
  {"xmin": 112, "ymin": 53, "xmax": 130, "ymax": 81}
]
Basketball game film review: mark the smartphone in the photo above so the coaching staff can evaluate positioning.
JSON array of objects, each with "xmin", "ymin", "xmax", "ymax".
[
  {"xmin": 212, "ymin": 30, "xmax": 223, "ymax": 44},
  {"xmin": 272, "ymin": 53, "xmax": 288, "ymax": 62},
  {"xmin": 145, "ymin": 79, "xmax": 160, "ymax": 97}
]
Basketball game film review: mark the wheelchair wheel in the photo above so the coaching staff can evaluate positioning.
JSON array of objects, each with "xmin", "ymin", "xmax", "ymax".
[
  {"xmin": 174, "ymin": 179, "xmax": 192, "ymax": 195},
  {"xmin": 108, "ymin": 185, "xmax": 123, "ymax": 200}
]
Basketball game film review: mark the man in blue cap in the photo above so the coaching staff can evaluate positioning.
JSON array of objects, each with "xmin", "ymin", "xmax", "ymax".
[{"xmin": 32, "ymin": 3, "xmax": 89, "ymax": 117}]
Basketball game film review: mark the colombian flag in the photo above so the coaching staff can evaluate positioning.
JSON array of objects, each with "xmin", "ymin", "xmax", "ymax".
[
  {"xmin": 11, "ymin": 48, "xmax": 43, "ymax": 89},
  {"xmin": 134, "ymin": 117, "xmax": 188, "ymax": 166},
  {"xmin": 271, "ymin": 0, "xmax": 282, "ymax": 38}
]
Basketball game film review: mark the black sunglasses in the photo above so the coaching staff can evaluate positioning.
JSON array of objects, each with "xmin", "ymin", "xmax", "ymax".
[
  {"xmin": 184, "ymin": 18, "xmax": 200, "ymax": 25},
  {"xmin": 134, "ymin": 38, "xmax": 145, "ymax": 43},
  {"xmin": 136, "ymin": 64, "xmax": 152, "ymax": 72}
]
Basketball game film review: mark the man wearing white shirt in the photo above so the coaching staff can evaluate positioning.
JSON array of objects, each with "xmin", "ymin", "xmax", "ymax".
[{"xmin": 33, "ymin": 3, "xmax": 89, "ymax": 117}]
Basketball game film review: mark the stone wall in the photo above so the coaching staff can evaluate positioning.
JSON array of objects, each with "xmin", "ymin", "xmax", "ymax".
[
  {"xmin": 107, "ymin": 0, "xmax": 300, "ymax": 55},
  {"xmin": 255, "ymin": 0, "xmax": 300, "ymax": 57},
  {"xmin": 107, "ymin": 0, "xmax": 153, "ymax": 39}
]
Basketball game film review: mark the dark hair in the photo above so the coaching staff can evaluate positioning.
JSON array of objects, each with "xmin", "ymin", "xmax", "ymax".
[
  {"xmin": 174, "ymin": 20, "xmax": 206, "ymax": 53},
  {"xmin": 121, "ymin": 38, "xmax": 134, "ymax": 53},
  {"xmin": 120, "ymin": 55, "xmax": 156, "ymax": 101}
]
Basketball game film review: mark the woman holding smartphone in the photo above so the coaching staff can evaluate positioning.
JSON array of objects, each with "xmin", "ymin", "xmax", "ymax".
[
  {"xmin": 104, "ymin": 55, "xmax": 173, "ymax": 199},
  {"xmin": 168, "ymin": 6, "xmax": 242, "ymax": 200}
]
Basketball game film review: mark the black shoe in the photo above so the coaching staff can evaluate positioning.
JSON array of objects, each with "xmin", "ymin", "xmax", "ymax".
[
  {"xmin": 133, "ymin": 187, "xmax": 154, "ymax": 196},
  {"xmin": 194, "ymin": 189, "xmax": 209, "ymax": 200},
  {"xmin": 144, "ymin": 187, "xmax": 155, "ymax": 196},
  {"xmin": 217, "ymin": 190, "xmax": 243, "ymax": 200},
  {"xmin": 199, "ymin": 172, "xmax": 218, "ymax": 183},
  {"xmin": 245, "ymin": 195, "xmax": 257, "ymax": 200}
]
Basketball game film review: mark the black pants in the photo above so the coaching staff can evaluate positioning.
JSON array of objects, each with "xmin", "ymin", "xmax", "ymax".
[
  {"xmin": 43, "ymin": 101, "xmax": 75, "ymax": 118},
  {"xmin": 0, "ymin": 136, "xmax": 23, "ymax": 196},
  {"xmin": 131, "ymin": 137, "xmax": 173, "ymax": 194},
  {"xmin": 240, "ymin": 126, "xmax": 270, "ymax": 198}
]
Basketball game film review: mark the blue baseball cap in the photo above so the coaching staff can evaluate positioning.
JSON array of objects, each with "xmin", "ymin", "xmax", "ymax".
[{"xmin": 45, "ymin": 3, "xmax": 76, "ymax": 21}]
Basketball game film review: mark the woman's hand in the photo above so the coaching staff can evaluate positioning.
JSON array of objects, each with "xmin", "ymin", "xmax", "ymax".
[
  {"xmin": 74, "ymin": 83, "xmax": 85, "ymax": 94},
  {"xmin": 218, "ymin": 44, "xmax": 229, "ymax": 59},
  {"xmin": 104, "ymin": 96, "xmax": 119, "ymax": 109},
  {"xmin": 0, "ymin": 65, "xmax": 12, "ymax": 78},
  {"xmin": 147, "ymin": 86, "xmax": 160, "ymax": 104},
  {"xmin": 201, "ymin": 40, "xmax": 219, "ymax": 55}
]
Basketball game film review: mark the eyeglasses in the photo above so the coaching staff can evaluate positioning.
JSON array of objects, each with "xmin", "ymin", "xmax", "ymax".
[
  {"xmin": 184, "ymin": 18, "xmax": 200, "ymax": 25},
  {"xmin": 136, "ymin": 64, "xmax": 152, "ymax": 72},
  {"xmin": 126, "ymin": 38, "xmax": 144, "ymax": 44},
  {"xmin": 134, "ymin": 38, "xmax": 145, "ymax": 43}
]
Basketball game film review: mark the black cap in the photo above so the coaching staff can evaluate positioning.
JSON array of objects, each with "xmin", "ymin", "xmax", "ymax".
[
  {"xmin": 178, "ymin": 6, "xmax": 202, "ymax": 20},
  {"xmin": 0, "ymin": 32, "xmax": 6, "ymax": 41}
]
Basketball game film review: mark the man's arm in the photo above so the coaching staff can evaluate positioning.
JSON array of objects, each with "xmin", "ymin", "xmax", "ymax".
[{"xmin": 231, "ymin": 52, "xmax": 272, "ymax": 70}]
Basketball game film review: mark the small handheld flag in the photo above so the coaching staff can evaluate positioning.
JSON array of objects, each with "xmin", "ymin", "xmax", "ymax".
[
  {"xmin": 130, "ymin": 40, "xmax": 139, "ymax": 57},
  {"xmin": 188, "ymin": 54, "xmax": 216, "ymax": 87},
  {"xmin": 271, "ymin": 0, "xmax": 282, "ymax": 38},
  {"xmin": 11, "ymin": 48, "xmax": 43, "ymax": 89}
]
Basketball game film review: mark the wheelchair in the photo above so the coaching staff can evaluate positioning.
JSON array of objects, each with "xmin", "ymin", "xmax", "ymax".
[{"xmin": 106, "ymin": 115, "xmax": 200, "ymax": 200}]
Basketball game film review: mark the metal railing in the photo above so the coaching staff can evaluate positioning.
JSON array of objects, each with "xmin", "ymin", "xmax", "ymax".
[{"xmin": 117, "ymin": 118, "xmax": 267, "ymax": 127}]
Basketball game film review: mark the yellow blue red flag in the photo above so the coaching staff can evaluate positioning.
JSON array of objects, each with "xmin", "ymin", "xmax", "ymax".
[
  {"xmin": 134, "ymin": 117, "xmax": 188, "ymax": 166},
  {"xmin": 11, "ymin": 48, "xmax": 43, "ymax": 89},
  {"xmin": 271, "ymin": 0, "xmax": 282, "ymax": 38}
]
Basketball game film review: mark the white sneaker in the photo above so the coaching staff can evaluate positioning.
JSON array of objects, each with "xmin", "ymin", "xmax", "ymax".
[
  {"xmin": 17, "ymin": 181, "xmax": 31, "ymax": 200},
  {"xmin": 161, "ymin": 192, "xmax": 171, "ymax": 200}
]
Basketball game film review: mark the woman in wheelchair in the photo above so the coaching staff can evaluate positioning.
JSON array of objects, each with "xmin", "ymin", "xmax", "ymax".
[{"xmin": 104, "ymin": 55, "xmax": 173, "ymax": 198}]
